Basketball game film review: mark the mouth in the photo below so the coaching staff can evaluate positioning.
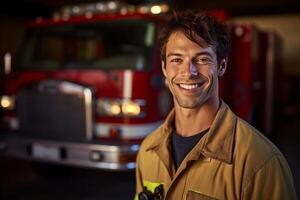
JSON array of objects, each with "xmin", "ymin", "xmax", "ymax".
[{"xmin": 177, "ymin": 82, "xmax": 204, "ymax": 90}]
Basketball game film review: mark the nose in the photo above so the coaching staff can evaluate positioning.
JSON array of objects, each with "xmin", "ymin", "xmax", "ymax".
[
  {"xmin": 180, "ymin": 62, "xmax": 199, "ymax": 77},
  {"xmin": 186, "ymin": 62, "xmax": 199, "ymax": 77}
]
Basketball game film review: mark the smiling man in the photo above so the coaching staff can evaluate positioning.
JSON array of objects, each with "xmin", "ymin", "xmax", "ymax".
[{"xmin": 135, "ymin": 11, "xmax": 296, "ymax": 200}]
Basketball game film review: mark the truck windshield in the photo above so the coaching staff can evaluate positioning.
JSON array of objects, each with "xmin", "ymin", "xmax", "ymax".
[{"xmin": 17, "ymin": 20, "xmax": 156, "ymax": 71}]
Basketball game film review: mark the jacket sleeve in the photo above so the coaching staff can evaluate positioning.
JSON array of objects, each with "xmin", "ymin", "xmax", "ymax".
[
  {"xmin": 242, "ymin": 154, "xmax": 297, "ymax": 200},
  {"xmin": 134, "ymin": 151, "xmax": 144, "ymax": 200}
]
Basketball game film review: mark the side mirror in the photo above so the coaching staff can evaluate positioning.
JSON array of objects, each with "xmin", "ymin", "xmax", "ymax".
[{"xmin": 4, "ymin": 52, "xmax": 12, "ymax": 75}]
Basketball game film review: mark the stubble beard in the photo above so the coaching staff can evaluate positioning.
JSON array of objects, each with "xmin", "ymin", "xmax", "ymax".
[{"xmin": 173, "ymin": 91, "xmax": 208, "ymax": 109}]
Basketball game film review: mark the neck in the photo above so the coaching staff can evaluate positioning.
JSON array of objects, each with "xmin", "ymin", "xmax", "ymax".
[{"xmin": 174, "ymin": 98, "xmax": 220, "ymax": 137}]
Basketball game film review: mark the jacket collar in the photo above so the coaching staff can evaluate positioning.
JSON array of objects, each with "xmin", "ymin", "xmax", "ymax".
[{"xmin": 146, "ymin": 101, "xmax": 236, "ymax": 164}]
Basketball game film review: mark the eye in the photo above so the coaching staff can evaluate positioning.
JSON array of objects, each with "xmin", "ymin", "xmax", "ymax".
[
  {"xmin": 194, "ymin": 57, "xmax": 211, "ymax": 65},
  {"xmin": 170, "ymin": 58, "xmax": 182, "ymax": 64}
]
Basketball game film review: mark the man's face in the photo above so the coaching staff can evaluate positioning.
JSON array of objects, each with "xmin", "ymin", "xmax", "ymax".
[{"xmin": 162, "ymin": 30, "xmax": 226, "ymax": 109}]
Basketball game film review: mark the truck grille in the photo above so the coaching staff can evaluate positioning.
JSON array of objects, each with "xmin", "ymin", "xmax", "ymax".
[{"xmin": 17, "ymin": 81, "xmax": 93, "ymax": 141}]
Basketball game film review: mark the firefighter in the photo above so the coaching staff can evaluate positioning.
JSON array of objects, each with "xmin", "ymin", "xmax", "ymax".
[{"xmin": 135, "ymin": 10, "xmax": 297, "ymax": 200}]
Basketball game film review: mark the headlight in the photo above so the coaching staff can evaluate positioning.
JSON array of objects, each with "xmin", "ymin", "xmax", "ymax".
[
  {"xmin": 97, "ymin": 99, "xmax": 145, "ymax": 117},
  {"xmin": 122, "ymin": 100, "xmax": 141, "ymax": 116},
  {"xmin": 110, "ymin": 101, "xmax": 122, "ymax": 115},
  {"xmin": 0, "ymin": 95, "xmax": 15, "ymax": 110}
]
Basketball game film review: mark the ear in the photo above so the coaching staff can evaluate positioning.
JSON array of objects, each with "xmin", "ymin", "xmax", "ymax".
[
  {"xmin": 218, "ymin": 58, "xmax": 227, "ymax": 77},
  {"xmin": 161, "ymin": 61, "xmax": 167, "ymax": 77}
]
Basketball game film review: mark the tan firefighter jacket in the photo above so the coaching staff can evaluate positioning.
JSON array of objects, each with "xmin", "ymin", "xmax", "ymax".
[{"xmin": 135, "ymin": 101, "xmax": 297, "ymax": 200}]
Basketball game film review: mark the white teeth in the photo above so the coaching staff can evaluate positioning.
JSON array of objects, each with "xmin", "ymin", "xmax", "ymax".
[{"xmin": 179, "ymin": 83, "xmax": 199, "ymax": 90}]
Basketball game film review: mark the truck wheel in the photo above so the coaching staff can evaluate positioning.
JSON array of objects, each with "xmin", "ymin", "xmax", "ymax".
[{"xmin": 31, "ymin": 161, "xmax": 74, "ymax": 179}]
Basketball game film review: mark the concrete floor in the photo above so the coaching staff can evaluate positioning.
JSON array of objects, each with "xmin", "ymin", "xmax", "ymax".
[{"xmin": 0, "ymin": 119, "xmax": 299, "ymax": 199}]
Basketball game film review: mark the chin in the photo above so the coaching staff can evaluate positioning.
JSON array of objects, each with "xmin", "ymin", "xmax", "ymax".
[{"xmin": 176, "ymin": 98, "xmax": 207, "ymax": 109}]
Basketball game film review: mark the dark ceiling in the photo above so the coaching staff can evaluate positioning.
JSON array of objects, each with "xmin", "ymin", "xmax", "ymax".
[{"xmin": 1, "ymin": 0, "xmax": 300, "ymax": 19}]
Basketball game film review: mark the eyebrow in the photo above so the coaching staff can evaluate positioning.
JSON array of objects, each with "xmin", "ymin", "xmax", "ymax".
[
  {"xmin": 167, "ymin": 53, "xmax": 182, "ymax": 58},
  {"xmin": 195, "ymin": 52, "xmax": 214, "ymax": 59},
  {"xmin": 167, "ymin": 51, "xmax": 213, "ymax": 59}
]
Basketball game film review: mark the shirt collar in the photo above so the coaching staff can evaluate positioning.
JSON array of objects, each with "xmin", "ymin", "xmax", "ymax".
[{"xmin": 146, "ymin": 101, "xmax": 236, "ymax": 164}]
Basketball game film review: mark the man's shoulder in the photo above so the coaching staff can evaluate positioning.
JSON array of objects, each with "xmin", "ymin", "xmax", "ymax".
[
  {"xmin": 234, "ymin": 116, "xmax": 283, "ymax": 166},
  {"xmin": 233, "ymin": 117, "xmax": 296, "ymax": 198}
]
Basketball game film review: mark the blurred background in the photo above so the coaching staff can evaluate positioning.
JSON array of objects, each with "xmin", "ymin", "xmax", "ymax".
[{"xmin": 0, "ymin": 0, "xmax": 299, "ymax": 199}]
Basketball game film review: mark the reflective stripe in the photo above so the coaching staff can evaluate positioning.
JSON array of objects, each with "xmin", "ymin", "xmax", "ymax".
[
  {"xmin": 134, "ymin": 180, "xmax": 163, "ymax": 200},
  {"xmin": 143, "ymin": 180, "xmax": 163, "ymax": 193}
]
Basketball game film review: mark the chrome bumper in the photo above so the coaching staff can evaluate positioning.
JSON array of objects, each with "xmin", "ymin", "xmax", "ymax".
[{"xmin": 0, "ymin": 133, "xmax": 139, "ymax": 171}]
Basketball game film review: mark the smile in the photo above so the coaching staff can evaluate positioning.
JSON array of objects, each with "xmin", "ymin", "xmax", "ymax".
[{"xmin": 178, "ymin": 83, "xmax": 202, "ymax": 90}]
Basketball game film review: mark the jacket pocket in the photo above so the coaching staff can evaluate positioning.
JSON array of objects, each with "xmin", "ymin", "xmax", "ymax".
[{"xmin": 186, "ymin": 190, "xmax": 218, "ymax": 200}]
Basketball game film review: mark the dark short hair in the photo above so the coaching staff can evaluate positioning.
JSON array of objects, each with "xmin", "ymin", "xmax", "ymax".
[{"xmin": 159, "ymin": 10, "xmax": 231, "ymax": 64}]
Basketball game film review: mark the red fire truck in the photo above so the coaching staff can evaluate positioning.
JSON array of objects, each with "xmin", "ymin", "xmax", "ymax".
[
  {"xmin": 0, "ymin": 2, "xmax": 281, "ymax": 171},
  {"xmin": 0, "ymin": 2, "xmax": 173, "ymax": 171}
]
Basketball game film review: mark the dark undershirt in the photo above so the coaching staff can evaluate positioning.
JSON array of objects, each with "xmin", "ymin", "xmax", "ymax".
[{"xmin": 171, "ymin": 128, "xmax": 209, "ymax": 169}]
